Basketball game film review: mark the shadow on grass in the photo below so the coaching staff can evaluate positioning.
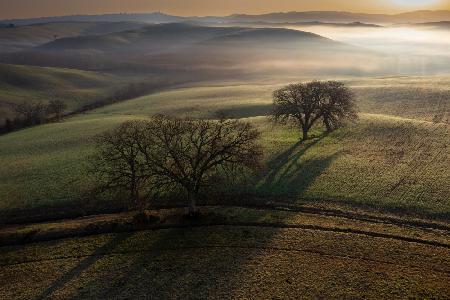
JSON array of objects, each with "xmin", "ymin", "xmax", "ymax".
[
  {"xmin": 257, "ymin": 133, "xmax": 340, "ymax": 197},
  {"xmin": 55, "ymin": 136, "xmax": 342, "ymax": 298},
  {"xmin": 35, "ymin": 233, "xmax": 131, "ymax": 300},
  {"xmin": 68, "ymin": 228, "xmax": 260, "ymax": 299}
]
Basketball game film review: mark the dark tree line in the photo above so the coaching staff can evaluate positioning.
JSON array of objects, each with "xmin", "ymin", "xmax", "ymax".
[
  {"xmin": 1, "ymin": 99, "xmax": 67, "ymax": 134},
  {"xmin": 272, "ymin": 81, "xmax": 357, "ymax": 141}
]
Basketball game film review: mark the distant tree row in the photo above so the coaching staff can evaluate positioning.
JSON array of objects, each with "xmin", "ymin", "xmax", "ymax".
[
  {"xmin": 91, "ymin": 81, "xmax": 357, "ymax": 216},
  {"xmin": 1, "ymin": 99, "xmax": 66, "ymax": 133},
  {"xmin": 0, "ymin": 23, "xmax": 15, "ymax": 28}
]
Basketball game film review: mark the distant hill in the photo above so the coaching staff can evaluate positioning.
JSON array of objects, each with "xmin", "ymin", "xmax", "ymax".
[
  {"xmin": 2, "ymin": 10, "xmax": 450, "ymax": 27},
  {"xmin": 200, "ymin": 27, "xmax": 334, "ymax": 47},
  {"xmin": 413, "ymin": 21, "xmax": 450, "ymax": 29},
  {"xmin": 39, "ymin": 24, "xmax": 336, "ymax": 52},
  {"xmin": 39, "ymin": 23, "xmax": 242, "ymax": 53},
  {"xmin": 1, "ymin": 12, "xmax": 184, "ymax": 26},
  {"xmin": 212, "ymin": 21, "xmax": 383, "ymax": 29},
  {"xmin": 0, "ymin": 21, "xmax": 148, "ymax": 52},
  {"xmin": 227, "ymin": 10, "xmax": 450, "ymax": 24},
  {"xmin": 0, "ymin": 23, "xmax": 374, "ymax": 76}
]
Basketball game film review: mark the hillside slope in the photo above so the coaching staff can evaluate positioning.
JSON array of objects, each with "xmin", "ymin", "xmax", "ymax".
[
  {"xmin": 0, "ymin": 78, "xmax": 448, "ymax": 222},
  {"xmin": 0, "ymin": 63, "xmax": 120, "ymax": 122}
]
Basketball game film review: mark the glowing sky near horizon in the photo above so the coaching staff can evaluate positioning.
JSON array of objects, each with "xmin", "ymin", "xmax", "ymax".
[{"xmin": 0, "ymin": 0, "xmax": 449, "ymax": 19}]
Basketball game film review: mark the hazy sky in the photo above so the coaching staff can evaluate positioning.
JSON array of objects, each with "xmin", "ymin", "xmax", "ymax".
[{"xmin": 1, "ymin": 0, "xmax": 450, "ymax": 19}]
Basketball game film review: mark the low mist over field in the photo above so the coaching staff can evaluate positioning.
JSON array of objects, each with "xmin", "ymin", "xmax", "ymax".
[{"xmin": 1, "ymin": 13, "xmax": 450, "ymax": 76}]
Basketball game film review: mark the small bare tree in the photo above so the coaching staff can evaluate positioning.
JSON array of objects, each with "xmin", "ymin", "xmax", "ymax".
[
  {"xmin": 143, "ymin": 115, "xmax": 262, "ymax": 216},
  {"xmin": 272, "ymin": 81, "xmax": 357, "ymax": 140},
  {"xmin": 91, "ymin": 121, "xmax": 153, "ymax": 210}
]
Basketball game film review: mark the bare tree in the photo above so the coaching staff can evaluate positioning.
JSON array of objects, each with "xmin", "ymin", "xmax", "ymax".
[
  {"xmin": 90, "ymin": 121, "xmax": 153, "ymax": 210},
  {"xmin": 143, "ymin": 115, "xmax": 262, "ymax": 216},
  {"xmin": 321, "ymin": 81, "xmax": 357, "ymax": 132},
  {"xmin": 272, "ymin": 81, "xmax": 357, "ymax": 140},
  {"xmin": 46, "ymin": 99, "xmax": 67, "ymax": 121},
  {"xmin": 272, "ymin": 81, "xmax": 325, "ymax": 141},
  {"xmin": 90, "ymin": 116, "xmax": 262, "ymax": 216}
]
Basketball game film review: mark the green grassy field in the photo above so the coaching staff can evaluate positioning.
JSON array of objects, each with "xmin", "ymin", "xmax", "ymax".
[
  {"xmin": 95, "ymin": 76, "xmax": 450, "ymax": 122},
  {"xmin": 0, "ymin": 63, "xmax": 121, "ymax": 122},
  {"xmin": 0, "ymin": 76, "xmax": 449, "ymax": 222}
]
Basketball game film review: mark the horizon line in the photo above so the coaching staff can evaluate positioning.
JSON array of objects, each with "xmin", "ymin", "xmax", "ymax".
[{"xmin": 2, "ymin": 9, "xmax": 450, "ymax": 22}]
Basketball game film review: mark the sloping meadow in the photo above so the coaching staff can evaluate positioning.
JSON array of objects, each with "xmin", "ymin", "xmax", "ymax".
[{"xmin": 0, "ymin": 77, "xmax": 449, "ymax": 222}]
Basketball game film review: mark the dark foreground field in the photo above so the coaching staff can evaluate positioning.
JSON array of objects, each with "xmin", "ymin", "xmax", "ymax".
[{"xmin": 1, "ymin": 207, "xmax": 449, "ymax": 299}]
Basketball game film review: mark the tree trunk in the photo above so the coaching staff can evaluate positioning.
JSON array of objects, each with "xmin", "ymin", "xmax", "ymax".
[
  {"xmin": 131, "ymin": 185, "xmax": 142, "ymax": 211},
  {"xmin": 135, "ymin": 189, "xmax": 144, "ymax": 212},
  {"xmin": 187, "ymin": 191, "xmax": 197, "ymax": 216},
  {"xmin": 302, "ymin": 126, "xmax": 308, "ymax": 141},
  {"xmin": 324, "ymin": 118, "xmax": 332, "ymax": 132}
]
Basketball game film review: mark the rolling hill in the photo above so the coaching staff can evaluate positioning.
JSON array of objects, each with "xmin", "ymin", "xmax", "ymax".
[
  {"xmin": 0, "ymin": 23, "xmax": 376, "ymax": 76},
  {"xmin": 1, "ymin": 12, "xmax": 184, "ymax": 26},
  {"xmin": 413, "ymin": 21, "xmax": 450, "ymax": 30},
  {"xmin": 0, "ymin": 77, "xmax": 448, "ymax": 223},
  {"xmin": 0, "ymin": 21, "xmax": 149, "ymax": 52},
  {"xmin": 39, "ymin": 23, "xmax": 242, "ymax": 53},
  {"xmin": 227, "ymin": 10, "xmax": 450, "ymax": 24}
]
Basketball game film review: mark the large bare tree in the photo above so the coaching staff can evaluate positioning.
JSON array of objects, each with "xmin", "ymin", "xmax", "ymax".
[
  {"xmin": 90, "ymin": 115, "xmax": 262, "ymax": 216},
  {"xmin": 272, "ymin": 81, "xmax": 357, "ymax": 141},
  {"xmin": 143, "ymin": 115, "xmax": 262, "ymax": 216}
]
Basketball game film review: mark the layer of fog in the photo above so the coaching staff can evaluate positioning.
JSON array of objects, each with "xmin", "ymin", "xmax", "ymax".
[
  {"xmin": 2, "ymin": 22, "xmax": 450, "ymax": 78},
  {"xmin": 282, "ymin": 25, "xmax": 450, "ymax": 75}
]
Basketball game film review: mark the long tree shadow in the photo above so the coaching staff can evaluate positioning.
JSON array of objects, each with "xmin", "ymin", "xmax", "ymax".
[
  {"xmin": 35, "ymin": 233, "xmax": 132, "ymax": 300},
  {"xmin": 258, "ymin": 133, "xmax": 340, "ymax": 198},
  {"xmin": 69, "ymin": 227, "xmax": 267, "ymax": 299},
  {"xmin": 33, "ymin": 135, "xmax": 343, "ymax": 299}
]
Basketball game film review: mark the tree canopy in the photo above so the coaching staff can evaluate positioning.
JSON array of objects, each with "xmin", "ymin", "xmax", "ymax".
[
  {"xmin": 272, "ymin": 81, "xmax": 357, "ymax": 140},
  {"xmin": 91, "ymin": 115, "xmax": 262, "ymax": 215}
]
